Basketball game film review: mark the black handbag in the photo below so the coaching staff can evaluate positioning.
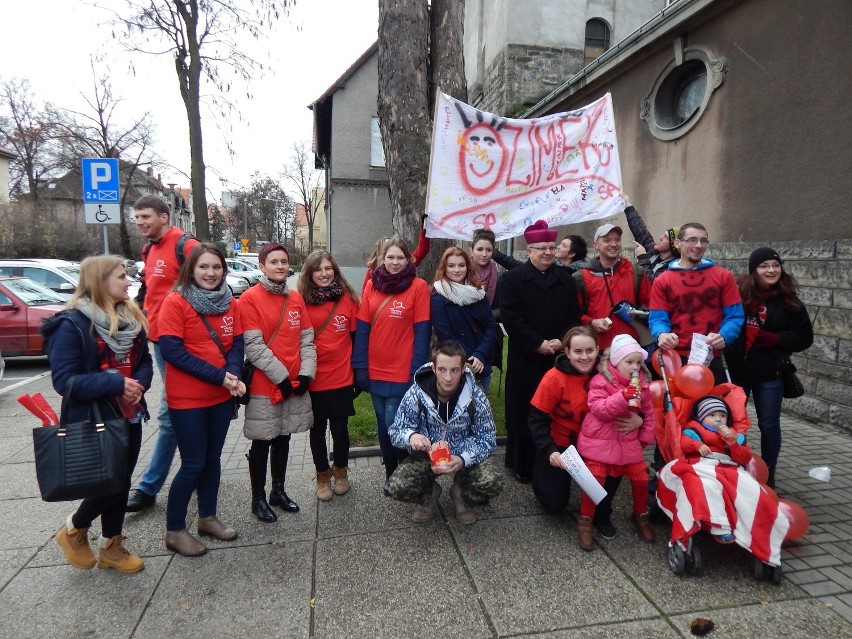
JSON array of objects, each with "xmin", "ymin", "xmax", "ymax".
[
  {"xmin": 779, "ymin": 357, "xmax": 805, "ymax": 399},
  {"xmin": 32, "ymin": 377, "xmax": 129, "ymax": 502}
]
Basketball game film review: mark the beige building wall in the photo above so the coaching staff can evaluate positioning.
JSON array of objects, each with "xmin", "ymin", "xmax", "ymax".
[{"xmin": 0, "ymin": 156, "xmax": 10, "ymax": 202}]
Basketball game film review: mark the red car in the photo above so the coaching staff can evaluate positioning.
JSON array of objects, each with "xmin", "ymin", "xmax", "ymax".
[{"xmin": 0, "ymin": 276, "xmax": 65, "ymax": 357}]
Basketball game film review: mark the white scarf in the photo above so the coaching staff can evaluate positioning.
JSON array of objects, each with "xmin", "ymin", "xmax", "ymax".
[{"xmin": 433, "ymin": 280, "xmax": 485, "ymax": 306}]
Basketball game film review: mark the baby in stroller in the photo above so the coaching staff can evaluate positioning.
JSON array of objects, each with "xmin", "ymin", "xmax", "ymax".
[{"xmin": 655, "ymin": 388, "xmax": 789, "ymax": 582}]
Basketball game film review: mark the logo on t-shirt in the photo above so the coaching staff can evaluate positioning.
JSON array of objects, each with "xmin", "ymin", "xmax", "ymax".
[
  {"xmin": 152, "ymin": 259, "xmax": 168, "ymax": 278},
  {"xmin": 390, "ymin": 300, "xmax": 406, "ymax": 318},
  {"xmin": 288, "ymin": 310, "xmax": 301, "ymax": 329},
  {"xmin": 221, "ymin": 316, "xmax": 234, "ymax": 335},
  {"xmin": 332, "ymin": 315, "xmax": 348, "ymax": 333}
]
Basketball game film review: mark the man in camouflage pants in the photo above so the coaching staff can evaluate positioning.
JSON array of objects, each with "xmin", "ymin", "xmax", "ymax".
[{"xmin": 385, "ymin": 341, "xmax": 503, "ymax": 524}]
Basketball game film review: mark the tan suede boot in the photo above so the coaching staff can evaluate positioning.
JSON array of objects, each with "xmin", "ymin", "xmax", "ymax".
[
  {"xmin": 331, "ymin": 465, "xmax": 350, "ymax": 496},
  {"xmin": 316, "ymin": 469, "xmax": 333, "ymax": 502},
  {"xmin": 98, "ymin": 535, "xmax": 144, "ymax": 573},
  {"xmin": 56, "ymin": 517, "xmax": 96, "ymax": 570},
  {"xmin": 631, "ymin": 512, "xmax": 656, "ymax": 544}
]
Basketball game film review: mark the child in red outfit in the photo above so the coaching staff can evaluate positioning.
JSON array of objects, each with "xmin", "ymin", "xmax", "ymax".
[{"xmin": 577, "ymin": 334, "xmax": 656, "ymax": 550}]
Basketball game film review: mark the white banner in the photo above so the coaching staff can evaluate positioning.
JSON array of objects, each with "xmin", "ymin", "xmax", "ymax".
[
  {"xmin": 425, "ymin": 92, "xmax": 623, "ymax": 241},
  {"xmin": 560, "ymin": 445, "xmax": 608, "ymax": 505}
]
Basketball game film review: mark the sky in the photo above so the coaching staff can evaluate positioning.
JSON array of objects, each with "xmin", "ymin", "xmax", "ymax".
[{"xmin": 0, "ymin": 0, "xmax": 379, "ymax": 201}]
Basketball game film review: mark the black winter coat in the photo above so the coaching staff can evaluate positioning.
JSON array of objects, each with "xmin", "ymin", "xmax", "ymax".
[
  {"xmin": 41, "ymin": 311, "xmax": 153, "ymax": 424},
  {"xmin": 498, "ymin": 260, "xmax": 582, "ymax": 435},
  {"xmin": 725, "ymin": 295, "xmax": 813, "ymax": 382}
]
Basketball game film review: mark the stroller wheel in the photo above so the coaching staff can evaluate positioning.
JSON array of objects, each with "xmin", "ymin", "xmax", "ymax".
[
  {"xmin": 668, "ymin": 543, "xmax": 686, "ymax": 575},
  {"xmin": 754, "ymin": 557, "xmax": 782, "ymax": 583},
  {"xmin": 686, "ymin": 543, "xmax": 703, "ymax": 577}
]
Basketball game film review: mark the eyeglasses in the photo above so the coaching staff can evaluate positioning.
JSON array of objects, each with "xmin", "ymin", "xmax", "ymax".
[
  {"xmin": 680, "ymin": 237, "xmax": 710, "ymax": 246},
  {"xmin": 528, "ymin": 245, "xmax": 556, "ymax": 253}
]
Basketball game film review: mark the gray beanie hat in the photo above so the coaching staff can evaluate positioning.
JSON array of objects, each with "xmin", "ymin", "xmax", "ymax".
[{"xmin": 694, "ymin": 396, "xmax": 728, "ymax": 424}]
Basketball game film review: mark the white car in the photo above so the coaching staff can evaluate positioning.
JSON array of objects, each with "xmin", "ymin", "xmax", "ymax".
[
  {"xmin": 225, "ymin": 258, "xmax": 263, "ymax": 285},
  {"xmin": 0, "ymin": 259, "xmax": 81, "ymax": 300},
  {"xmin": 226, "ymin": 273, "xmax": 251, "ymax": 297}
]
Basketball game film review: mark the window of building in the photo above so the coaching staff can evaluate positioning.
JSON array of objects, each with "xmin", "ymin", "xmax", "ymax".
[
  {"xmin": 641, "ymin": 47, "xmax": 728, "ymax": 141},
  {"xmin": 584, "ymin": 19, "xmax": 611, "ymax": 65},
  {"xmin": 370, "ymin": 117, "xmax": 385, "ymax": 167}
]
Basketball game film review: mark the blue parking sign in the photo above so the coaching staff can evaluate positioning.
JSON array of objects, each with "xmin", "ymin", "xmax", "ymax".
[{"xmin": 81, "ymin": 158, "xmax": 120, "ymax": 203}]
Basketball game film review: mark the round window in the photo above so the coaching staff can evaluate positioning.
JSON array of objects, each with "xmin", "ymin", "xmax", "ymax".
[{"xmin": 641, "ymin": 48, "xmax": 727, "ymax": 141}]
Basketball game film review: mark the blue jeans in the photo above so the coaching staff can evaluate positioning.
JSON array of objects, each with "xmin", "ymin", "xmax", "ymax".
[
  {"xmin": 739, "ymin": 376, "xmax": 784, "ymax": 469},
  {"xmin": 370, "ymin": 393, "xmax": 406, "ymax": 463},
  {"xmin": 136, "ymin": 342, "xmax": 176, "ymax": 496},
  {"xmin": 166, "ymin": 400, "xmax": 233, "ymax": 531}
]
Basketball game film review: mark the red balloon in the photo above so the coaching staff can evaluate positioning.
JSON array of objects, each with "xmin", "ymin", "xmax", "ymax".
[
  {"xmin": 778, "ymin": 499, "xmax": 809, "ymax": 540},
  {"xmin": 652, "ymin": 349, "xmax": 683, "ymax": 379},
  {"xmin": 649, "ymin": 380, "xmax": 665, "ymax": 409},
  {"xmin": 747, "ymin": 455, "xmax": 770, "ymax": 484},
  {"xmin": 673, "ymin": 364, "xmax": 715, "ymax": 399},
  {"xmin": 760, "ymin": 484, "xmax": 780, "ymax": 503}
]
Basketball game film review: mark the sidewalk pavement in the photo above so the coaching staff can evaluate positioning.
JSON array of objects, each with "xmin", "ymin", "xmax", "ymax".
[{"xmin": 0, "ymin": 369, "xmax": 851, "ymax": 639}]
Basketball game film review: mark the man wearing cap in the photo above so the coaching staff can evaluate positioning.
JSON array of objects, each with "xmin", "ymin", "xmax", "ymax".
[
  {"xmin": 498, "ymin": 220, "xmax": 582, "ymax": 482},
  {"xmin": 622, "ymin": 199, "xmax": 680, "ymax": 282},
  {"xmin": 649, "ymin": 223, "xmax": 744, "ymax": 383},
  {"xmin": 574, "ymin": 223, "xmax": 651, "ymax": 351}
]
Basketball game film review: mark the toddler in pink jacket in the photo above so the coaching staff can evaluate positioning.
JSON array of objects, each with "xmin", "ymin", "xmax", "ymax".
[{"xmin": 576, "ymin": 334, "xmax": 656, "ymax": 550}]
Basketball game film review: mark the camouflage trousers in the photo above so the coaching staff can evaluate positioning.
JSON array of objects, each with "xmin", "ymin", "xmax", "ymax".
[{"xmin": 383, "ymin": 452, "xmax": 504, "ymax": 506}]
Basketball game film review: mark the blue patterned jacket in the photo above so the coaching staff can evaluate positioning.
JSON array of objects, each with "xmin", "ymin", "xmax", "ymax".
[{"xmin": 389, "ymin": 363, "xmax": 496, "ymax": 467}]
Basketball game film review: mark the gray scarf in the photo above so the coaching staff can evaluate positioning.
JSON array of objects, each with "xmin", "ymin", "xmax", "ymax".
[
  {"xmin": 75, "ymin": 298, "xmax": 142, "ymax": 359},
  {"xmin": 259, "ymin": 275, "xmax": 289, "ymax": 296},
  {"xmin": 182, "ymin": 281, "xmax": 233, "ymax": 315}
]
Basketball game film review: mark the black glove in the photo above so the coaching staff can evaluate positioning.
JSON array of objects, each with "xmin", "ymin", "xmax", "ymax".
[
  {"xmin": 294, "ymin": 375, "xmax": 311, "ymax": 395},
  {"xmin": 278, "ymin": 378, "xmax": 294, "ymax": 400},
  {"xmin": 420, "ymin": 212, "xmax": 428, "ymax": 229},
  {"xmin": 354, "ymin": 369, "xmax": 370, "ymax": 393}
]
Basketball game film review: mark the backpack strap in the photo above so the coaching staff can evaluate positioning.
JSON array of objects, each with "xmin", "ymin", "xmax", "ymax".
[{"xmin": 175, "ymin": 232, "xmax": 196, "ymax": 266}]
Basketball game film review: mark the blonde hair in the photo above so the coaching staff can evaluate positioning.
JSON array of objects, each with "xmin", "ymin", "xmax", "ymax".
[
  {"xmin": 366, "ymin": 237, "xmax": 391, "ymax": 271},
  {"xmin": 68, "ymin": 255, "xmax": 148, "ymax": 335}
]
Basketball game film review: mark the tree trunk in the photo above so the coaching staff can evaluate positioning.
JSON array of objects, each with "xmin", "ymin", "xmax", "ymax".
[
  {"xmin": 377, "ymin": 0, "xmax": 431, "ymax": 251},
  {"xmin": 175, "ymin": 3, "xmax": 210, "ymax": 240},
  {"xmin": 378, "ymin": 0, "xmax": 468, "ymax": 278}
]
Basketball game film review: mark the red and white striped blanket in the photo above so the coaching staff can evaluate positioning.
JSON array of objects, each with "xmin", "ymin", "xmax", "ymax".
[{"xmin": 656, "ymin": 457, "xmax": 789, "ymax": 566}]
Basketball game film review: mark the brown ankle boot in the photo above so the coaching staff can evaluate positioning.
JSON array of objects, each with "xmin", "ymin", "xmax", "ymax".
[
  {"xmin": 577, "ymin": 516, "xmax": 595, "ymax": 552},
  {"xmin": 632, "ymin": 512, "xmax": 656, "ymax": 544},
  {"xmin": 165, "ymin": 529, "xmax": 207, "ymax": 557},
  {"xmin": 56, "ymin": 523, "xmax": 96, "ymax": 570},
  {"xmin": 331, "ymin": 465, "xmax": 350, "ymax": 496},
  {"xmin": 197, "ymin": 516, "xmax": 238, "ymax": 541},
  {"xmin": 98, "ymin": 535, "xmax": 144, "ymax": 573},
  {"xmin": 316, "ymin": 469, "xmax": 333, "ymax": 502}
]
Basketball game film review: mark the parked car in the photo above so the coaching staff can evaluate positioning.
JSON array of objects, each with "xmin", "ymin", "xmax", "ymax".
[
  {"xmin": 0, "ymin": 258, "xmax": 141, "ymax": 300},
  {"xmin": 0, "ymin": 277, "xmax": 66, "ymax": 357},
  {"xmin": 225, "ymin": 258, "xmax": 263, "ymax": 285},
  {"xmin": 0, "ymin": 259, "xmax": 80, "ymax": 300},
  {"xmin": 226, "ymin": 273, "xmax": 250, "ymax": 297}
]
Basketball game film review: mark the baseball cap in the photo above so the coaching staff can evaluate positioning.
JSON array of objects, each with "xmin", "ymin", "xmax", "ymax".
[{"xmin": 594, "ymin": 223, "xmax": 623, "ymax": 241}]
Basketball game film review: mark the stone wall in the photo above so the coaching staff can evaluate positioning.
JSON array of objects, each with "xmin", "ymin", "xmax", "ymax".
[
  {"xmin": 713, "ymin": 240, "xmax": 852, "ymax": 434},
  {"xmin": 479, "ymin": 44, "xmax": 584, "ymax": 115}
]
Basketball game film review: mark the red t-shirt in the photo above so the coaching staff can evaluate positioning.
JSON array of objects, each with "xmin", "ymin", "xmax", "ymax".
[
  {"xmin": 158, "ymin": 292, "xmax": 242, "ymax": 409},
  {"xmin": 305, "ymin": 294, "xmax": 359, "ymax": 391},
  {"xmin": 239, "ymin": 285, "xmax": 313, "ymax": 396},
  {"xmin": 650, "ymin": 265, "xmax": 741, "ymax": 357},
  {"xmin": 358, "ymin": 279, "xmax": 430, "ymax": 383},
  {"xmin": 530, "ymin": 367, "xmax": 591, "ymax": 447},
  {"xmin": 142, "ymin": 226, "xmax": 199, "ymax": 340}
]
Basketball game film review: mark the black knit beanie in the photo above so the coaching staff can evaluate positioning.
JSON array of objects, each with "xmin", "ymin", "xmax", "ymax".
[{"xmin": 748, "ymin": 247, "xmax": 782, "ymax": 274}]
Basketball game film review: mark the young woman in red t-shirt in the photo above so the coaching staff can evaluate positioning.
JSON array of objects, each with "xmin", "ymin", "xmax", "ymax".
[
  {"xmin": 298, "ymin": 250, "xmax": 360, "ymax": 501},
  {"xmin": 240, "ymin": 243, "xmax": 317, "ymax": 523},
  {"xmin": 158, "ymin": 243, "xmax": 246, "ymax": 557},
  {"xmin": 353, "ymin": 237, "xmax": 431, "ymax": 479}
]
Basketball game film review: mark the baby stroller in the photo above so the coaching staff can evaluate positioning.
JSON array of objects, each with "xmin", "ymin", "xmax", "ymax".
[{"xmin": 651, "ymin": 357, "xmax": 790, "ymax": 583}]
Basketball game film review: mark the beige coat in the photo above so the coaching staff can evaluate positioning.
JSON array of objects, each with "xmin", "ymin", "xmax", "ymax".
[{"xmin": 242, "ymin": 322, "xmax": 317, "ymax": 440}]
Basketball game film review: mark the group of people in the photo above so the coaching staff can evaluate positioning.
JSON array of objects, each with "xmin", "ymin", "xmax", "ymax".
[{"xmin": 41, "ymin": 193, "xmax": 813, "ymax": 574}]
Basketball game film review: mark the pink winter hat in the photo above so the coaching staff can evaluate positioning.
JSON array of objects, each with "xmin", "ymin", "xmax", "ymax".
[
  {"xmin": 524, "ymin": 220, "xmax": 557, "ymax": 244},
  {"xmin": 609, "ymin": 334, "xmax": 648, "ymax": 366}
]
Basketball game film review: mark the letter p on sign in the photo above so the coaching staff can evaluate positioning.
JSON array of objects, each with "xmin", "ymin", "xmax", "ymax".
[{"xmin": 91, "ymin": 162, "xmax": 112, "ymax": 189}]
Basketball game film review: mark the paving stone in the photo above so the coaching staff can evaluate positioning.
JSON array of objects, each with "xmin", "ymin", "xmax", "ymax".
[
  {"xmin": 819, "ymin": 596, "xmax": 852, "ymax": 625},
  {"xmin": 798, "ymin": 580, "xmax": 847, "ymax": 596}
]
